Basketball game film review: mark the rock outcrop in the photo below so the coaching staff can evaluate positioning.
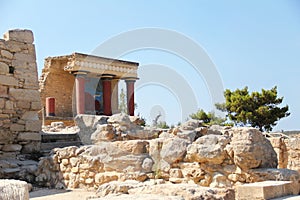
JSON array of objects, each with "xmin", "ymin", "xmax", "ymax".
[{"xmin": 0, "ymin": 179, "xmax": 29, "ymax": 200}]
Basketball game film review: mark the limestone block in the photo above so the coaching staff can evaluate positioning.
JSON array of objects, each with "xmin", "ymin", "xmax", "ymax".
[
  {"xmin": 17, "ymin": 101, "xmax": 31, "ymax": 109},
  {"xmin": 1, "ymin": 50, "xmax": 13, "ymax": 59},
  {"xmin": 25, "ymin": 120, "xmax": 41, "ymax": 132},
  {"xmin": 2, "ymin": 144, "xmax": 22, "ymax": 152},
  {"xmin": 160, "ymin": 138, "xmax": 189, "ymax": 164},
  {"xmin": 95, "ymin": 172, "xmax": 118, "ymax": 185},
  {"xmin": 180, "ymin": 119, "xmax": 202, "ymax": 130},
  {"xmin": 5, "ymin": 100, "xmax": 14, "ymax": 110},
  {"xmin": 0, "ymin": 75, "xmax": 18, "ymax": 86},
  {"xmin": 10, "ymin": 123, "xmax": 25, "ymax": 132},
  {"xmin": 21, "ymin": 111, "xmax": 38, "ymax": 120},
  {"xmin": 31, "ymin": 101, "xmax": 41, "ymax": 110},
  {"xmin": 236, "ymin": 181, "xmax": 299, "ymax": 200},
  {"xmin": 115, "ymin": 140, "xmax": 149, "ymax": 155},
  {"xmin": 0, "ymin": 62, "xmax": 9, "ymax": 74},
  {"xmin": 9, "ymin": 88, "xmax": 40, "ymax": 101},
  {"xmin": 13, "ymin": 53, "xmax": 35, "ymax": 63},
  {"xmin": 0, "ymin": 179, "xmax": 29, "ymax": 200},
  {"xmin": 17, "ymin": 132, "xmax": 41, "ymax": 141},
  {"xmin": 228, "ymin": 127, "xmax": 278, "ymax": 170},
  {"xmin": 0, "ymin": 98, "xmax": 5, "ymax": 108},
  {"xmin": 3, "ymin": 29, "xmax": 34, "ymax": 43},
  {"xmin": 186, "ymin": 135, "xmax": 230, "ymax": 164},
  {"xmin": 91, "ymin": 124, "xmax": 115, "ymax": 143},
  {"xmin": 0, "ymin": 85, "xmax": 8, "ymax": 97}
]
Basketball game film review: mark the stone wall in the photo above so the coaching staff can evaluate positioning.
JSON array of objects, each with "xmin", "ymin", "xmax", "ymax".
[
  {"xmin": 269, "ymin": 137, "xmax": 300, "ymax": 172},
  {"xmin": 0, "ymin": 29, "xmax": 41, "ymax": 161},
  {"xmin": 39, "ymin": 56, "xmax": 75, "ymax": 117},
  {"xmin": 35, "ymin": 114, "xmax": 300, "ymax": 192}
]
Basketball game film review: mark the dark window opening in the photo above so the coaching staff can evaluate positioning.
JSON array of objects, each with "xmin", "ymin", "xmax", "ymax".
[{"xmin": 9, "ymin": 66, "xmax": 15, "ymax": 74}]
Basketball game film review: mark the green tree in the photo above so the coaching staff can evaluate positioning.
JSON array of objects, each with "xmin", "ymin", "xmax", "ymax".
[
  {"xmin": 190, "ymin": 109, "xmax": 226, "ymax": 125},
  {"xmin": 216, "ymin": 86, "xmax": 290, "ymax": 132}
]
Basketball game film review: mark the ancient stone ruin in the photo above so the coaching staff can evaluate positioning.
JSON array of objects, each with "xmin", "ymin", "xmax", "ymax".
[
  {"xmin": 0, "ymin": 29, "xmax": 41, "ymax": 182},
  {"xmin": 0, "ymin": 29, "xmax": 300, "ymax": 200}
]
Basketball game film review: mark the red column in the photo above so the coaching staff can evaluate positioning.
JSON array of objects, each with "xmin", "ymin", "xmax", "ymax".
[
  {"xmin": 102, "ymin": 78, "xmax": 112, "ymax": 116},
  {"xmin": 75, "ymin": 75, "xmax": 85, "ymax": 114},
  {"xmin": 126, "ymin": 80, "xmax": 135, "ymax": 116}
]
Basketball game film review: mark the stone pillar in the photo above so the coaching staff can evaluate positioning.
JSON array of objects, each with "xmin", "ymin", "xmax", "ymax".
[
  {"xmin": 75, "ymin": 74, "xmax": 86, "ymax": 114},
  {"xmin": 102, "ymin": 75, "xmax": 114, "ymax": 116},
  {"xmin": 125, "ymin": 79, "xmax": 136, "ymax": 116}
]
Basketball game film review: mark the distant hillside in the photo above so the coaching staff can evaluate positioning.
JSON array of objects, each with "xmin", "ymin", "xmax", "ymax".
[{"xmin": 283, "ymin": 130, "xmax": 300, "ymax": 136}]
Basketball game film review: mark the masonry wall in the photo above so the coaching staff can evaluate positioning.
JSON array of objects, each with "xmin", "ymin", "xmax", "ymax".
[
  {"xmin": 0, "ymin": 29, "xmax": 41, "ymax": 159},
  {"xmin": 269, "ymin": 137, "xmax": 300, "ymax": 172},
  {"xmin": 39, "ymin": 58, "xmax": 75, "ymax": 117}
]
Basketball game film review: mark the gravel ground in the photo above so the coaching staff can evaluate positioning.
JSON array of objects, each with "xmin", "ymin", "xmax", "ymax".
[{"xmin": 30, "ymin": 188, "xmax": 96, "ymax": 200}]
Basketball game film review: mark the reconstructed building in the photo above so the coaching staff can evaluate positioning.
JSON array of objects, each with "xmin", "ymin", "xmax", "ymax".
[{"xmin": 39, "ymin": 52, "xmax": 139, "ymax": 118}]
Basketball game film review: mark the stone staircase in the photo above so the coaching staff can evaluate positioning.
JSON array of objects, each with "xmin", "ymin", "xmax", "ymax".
[{"xmin": 41, "ymin": 132, "xmax": 82, "ymax": 155}]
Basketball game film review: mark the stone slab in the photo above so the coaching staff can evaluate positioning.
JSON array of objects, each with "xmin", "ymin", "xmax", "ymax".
[
  {"xmin": 236, "ymin": 181, "xmax": 299, "ymax": 200},
  {"xmin": 3, "ymin": 29, "xmax": 34, "ymax": 43}
]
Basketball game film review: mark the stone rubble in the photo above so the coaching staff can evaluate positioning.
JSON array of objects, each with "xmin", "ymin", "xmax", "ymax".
[{"xmin": 35, "ymin": 113, "xmax": 300, "ymax": 200}]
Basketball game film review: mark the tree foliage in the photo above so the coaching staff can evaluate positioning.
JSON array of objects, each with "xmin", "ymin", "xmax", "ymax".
[
  {"xmin": 190, "ymin": 109, "xmax": 227, "ymax": 125},
  {"xmin": 215, "ymin": 86, "xmax": 290, "ymax": 131}
]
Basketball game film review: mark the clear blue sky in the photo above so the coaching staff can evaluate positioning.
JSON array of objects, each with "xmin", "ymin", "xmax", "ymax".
[{"xmin": 1, "ymin": 0, "xmax": 299, "ymax": 131}]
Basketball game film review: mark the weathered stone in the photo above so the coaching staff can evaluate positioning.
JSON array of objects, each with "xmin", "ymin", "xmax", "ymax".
[
  {"xmin": 4, "ymin": 29, "xmax": 34, "ymax": 43},
  {"xmin": 0, "ymin": 75, "xmax": 18, "ymax": 86},
  {"xmin": 227, "ymin": 127, "xmax": 278, "ymax": 170},
  {"xmin": 1, "ymin": 50, "xmax": 13, "ymax": 59},
  {"xmin": 95, "ymin": 172, "xmax": 118, "ymax": 185},
  {"xmin": 0, "ymin": 179, "xmax": 29, "ymax": 200},
  {"xmin": 0, "ymin": 62, "xmax": 9, "ymax": 74},
  {"xmin": 186, "ymin": 135, "xmax": 230, "ymax": 164},
  {"xmin": 21, "ymin": 111, "xmax": 38, "ymax": 120},
  {"xmin": 127, "ymin": 128, "xmax": 159, "ymax": 140},
  {"xmin": 91, "ymin": 124, "xmax": 115, "ymax": 143},
  {"xmin": 114, "ymin": 140, "xmax": 149, "ymax": 154},
  {"xmin": 13, "ymin": 53, "xmax": 35, "ymax": 64},
  {"xmin": 25, "ymin": 120, "xmax": 41, "ymax": 132},
  {"xmin": 17, "ymin": 101, "xmax": 31, "ymax": 109},
  {"xmin": 0, "ymin": 85, "xmax": 8, "ymax": 97},
  {"xmin": 160, "ymin": 138, "xmax": 189, "ymax": 164},
  {"xmin": 75, "ymin": 114, "xmax": 108, "ymax": 145},
  {"xmin": 17, "ymin": 132, "xmax": 41, "ymax": 141},
  {"xmin": 236, "ymin": 181, "xmax": 299, "ymax": 200},
  {"xmin": 9, "ymin": 88, "xmax": 40, "ymax": 101},
  {"xmin": 169, "ymin": 168, "xmax": 183, "ymax": 178},
  {"xmin": 107, "ymin": 113, "xmax": 131, "ymax": 126},
  {"xmin": 177, "ymin": 130, "xmax": 196, "ymax": 142},
  {"xmin": 128, "ymin": 183, "xmax": 235, "ymax": 200},
  {"xmin": 21, "ymin": 141, "xmax": 40, "ymax": 153},
  {"xmin": 30, "ymin": 101, "xmax": 41, "ymax": 110},
  {"xmin": 2, "ymin": 144, "xmax": 22, "ymax": 152},
  {"xmin": 209, "ymin": 172, "xmax": 232, "ymax": 188},
  {"xmin": 249, "ymin": 168, "xmax": 300, "ymax": 183},
  {"xmin": 180, "ymin": 119, "xmax": 202, "ymax": 130},
  {"xmin": 0, "ymin": 98, "xmax": 5, "ymax": 108},
  {"xmin": 10, "ymin": 123, "xmax": 25, "ymax": 132},
  {"xmin": 5, "ymin": 100, "xmax": 14, "ymax": 110}
]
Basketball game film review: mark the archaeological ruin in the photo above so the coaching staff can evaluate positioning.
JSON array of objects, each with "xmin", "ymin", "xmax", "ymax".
[{"xmin": 1, "ymin": 29, "xmax": 300, "ymax": 200}]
